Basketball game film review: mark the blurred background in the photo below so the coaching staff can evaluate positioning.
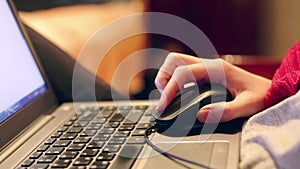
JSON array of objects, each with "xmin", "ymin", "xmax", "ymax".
[
  {"xmin": 14, "ymin": 0, "xmax": 300, "ymax": 99},
  {"xmin": 147, "ymin": 0, "xmax": 300, "ymax": 57}
]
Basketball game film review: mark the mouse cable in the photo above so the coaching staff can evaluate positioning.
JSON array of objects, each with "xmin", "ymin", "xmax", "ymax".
[{"xmin": 144, "ymin": 125, "xmax": 213, "ymax": 169}]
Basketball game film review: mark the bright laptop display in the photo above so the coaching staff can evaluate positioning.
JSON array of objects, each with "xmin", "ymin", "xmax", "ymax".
[{"xmin": 0, "ymin": 1, "xmax": 47, "ymax": 124}]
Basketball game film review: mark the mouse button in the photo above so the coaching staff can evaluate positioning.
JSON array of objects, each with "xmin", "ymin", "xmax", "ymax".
[
  {"xmin": 155, "ymin": 89, "xmax": 198, "ymax": 119},
  {"xmin": 154, "ymin": 95, "xmax": 181, "ymax": 120},
  {"xmin": 157, "ymin": 105, "xmax": 180, "ymax": 120},
  {"xmin": 180, "ymin": 89, "xmax": 199, "ymax": 106},
  {"xmin": 190, "ymin": 90, "xmax": 215, "ymax": 104},
  {"xmin": 209, "ymin": 84, "xmax": 233, "ymax": 101},
  {"xmin": 196, "ymin": 82, "xmax": 212, "ymax": 93},
  {"xmin": 192, "ymin": 91, "xmax": 227, "ymax": 110}
]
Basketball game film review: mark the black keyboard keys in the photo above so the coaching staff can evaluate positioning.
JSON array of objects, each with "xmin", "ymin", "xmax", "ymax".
[
  {"xmin": 60, "ymin": 151, "xmax": 79, "ymax": 159},
  {"xmin": 18, "ymin": 104, "xmax": 153, "ymax": 169},
  {"xmin": 52, "ymin": 159, "xmax": 71, "ymax": 168}
]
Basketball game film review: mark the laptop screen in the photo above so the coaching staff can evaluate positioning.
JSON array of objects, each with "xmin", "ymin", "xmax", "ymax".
[{"xmin": 0, "ymin": 1, "xmax": 47, "ymax": 124}]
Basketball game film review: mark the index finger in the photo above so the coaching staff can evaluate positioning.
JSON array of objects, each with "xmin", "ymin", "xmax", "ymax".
[{"xmin": 155, "ymin": 52, "xmax": 200, "ymax": 91}]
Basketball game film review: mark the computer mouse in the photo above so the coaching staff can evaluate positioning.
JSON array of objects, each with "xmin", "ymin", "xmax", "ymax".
[{"xmin": 154, "ymin": 83, "xmax": 245, "ymax": 136}]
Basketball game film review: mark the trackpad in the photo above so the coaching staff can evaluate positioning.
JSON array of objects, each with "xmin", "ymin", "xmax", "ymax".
[{"xmin": 140, "ymin": 141, "xmax": 229, "ymax": 169}]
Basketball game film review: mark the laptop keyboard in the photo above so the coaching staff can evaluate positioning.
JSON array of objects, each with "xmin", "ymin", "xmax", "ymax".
[{"xmin": 19, "ymin": 104, "xmax": 155, "ymax": 169}]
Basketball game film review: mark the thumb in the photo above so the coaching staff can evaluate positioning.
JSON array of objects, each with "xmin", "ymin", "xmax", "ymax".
[
  {"xmin": 197, "ymin": 102, "xmax": 235, "ymax": 123},
  {"xmin": 197, "ymin": 93, "xmax": 264, "ymax": 123}
]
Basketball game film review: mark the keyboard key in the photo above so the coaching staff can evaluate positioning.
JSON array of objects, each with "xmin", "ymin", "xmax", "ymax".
[
  {"xmin": 108, "ymin": 137, "xmax": 126, "ymax": 145},
  {"xmin": 31, "ymin": 163, "xmax": 49, "ymax": 169},
  {"xmin": 37, "ymin": 145, "xmax": 50, "ymax": 152},
  {"xmin": 37, "ymin": 155, "xmax": 57, "ymax": 163},
  {"xmin": 113, "ymin": 131, "xmax": 131, "ymax": 137},
  {"xmin": 144, "ymin": 109, "xmax": 155, "ymax": 116},
  {"xmin": 96, "ymin": 153, "xmax": 115, "ymax": 161},
  {"xmin": 51, "ymin": 131, "xmax": 63, "ymax": 138},
  {"xmin": 60, "ymin": 133, "xmax": 78, "ymax": 140},
  {"xmin": 116, "ymin": 109, "xmax": 130, "ymax": 115},
  {"xmin": 45, "ymin": 147, "xmax": 64, "ymax": 155},
  {"xmin": 103, "ymin": 145, "xmax": 121, "ymax": 153},
  {"xmin": 87, "ymin": 141, "xmax": 105, "ymax": 149},
  {"xmin": 80, "ymin": 149, "xmax": 99, "ymax": 157},
  {"xmin": 103, "ymin": 106, "xmax": 116, "ymax": 111},
  {"xmin": 104, "ymin": 122, "xmax": 120, "ymax": 128},
  {"xmin": 67, "ymin": 144, "xmax": 85, "ymax": 151},
  {"xmin": 94, "ymin": 134, "xmax": 111, "ymax": 141},
  {"xmin": 67, "ymin": 127, "xmax": 83, "ymax": 133},
  {"xmin": 52, "ymin": 159, "xmax": 71, "ymax": 168},
  {"xmin": 98, "ymin": 128, "xmax": 115, "ymax": 134},
  {"xmin": 136, "ymin": 123, "xmax": 152, "ymax": 129},
  {"xmin": 29, "ymin": 151, "xmax": 42, "ymax": 159},
  {"xmin": 81, "ymin": 130, "xmax": 97, "ymax": 136},
  {"xmin": 86, "ymin": 123, "xmax": 102, "ymax": 130},
  {"xmin": 135, "ymin": 105, "xmax": 148, "ymax": 110},
  {"xmin": 59, "ymin": 151, "xmax": 79, "ymax": 159},
  {"xmin": 21, "ymin": 159, "xmax": 35, "ymax": 167},
  {"xmin": 132, "ymin": 130, "xmax": 146, "ymax": 136},
  {"xmin": 53, "ymin": 140, "xmax": 71, "ymax": 147},
  {"xmin": 57, "ymin": 126, "xmax": 69, "ymax": 132},
  {"xmin": 90, "ymin": 161, "xmax": 110, "ymax": 169},
  {"xmin": 123, "ymin": 110, "xmax": 143, "ymax": 124},
  {"xmin": 70, "ymin": 116, "xmax": 78, "ymax": 121},
  {"xmin": 118, "ymin": 125, "xmax": 135, "ymax": 131},
  {"xmin": 109, "ymin": 114, "xmax": 125, "ymax": 122},
  {"xmin": 99, "ymin": 110, "xmax": 114, "ymax": 118},
  {"xmin": 109, "ymin": 144, "xmax": 143, "ymax": 169},
  {"xmin": 64, "ymin": 120, "xmax": 74, "ymax": 127},
  {"xmin": 44, "ymin": 138, "xmax": 56, "ymax": 145},
  {"xmin": 73, "ymin": 121, "xmax": 89, "ymax": 127},
  {"xmin": 127, "ymin": 136, "xmax": 145, "ymax": 144},
  {"xmin": 87, "ymin": 106, "xmax": 102, "ymax": 112},
  {"xmin": 121, "ymin": 144, "xmax": 143, "ymax": 158},
  {"xmin": 73, "ymin": 157, "xmax": 92, "ymax": 166},
  {"xmin": 79, "ymin": 111, "xmax": 97, "ymax": 121},
  {"xmin": 139, "ymin": 116, "xmax": 154, "ymax": 123},
  {"xmin": 74, "ymin": 136, "xmax": 91, "ymax": 144},
  {"xmin": 91, "ymin": 118, "xmax": 106, "ymax": 124}
]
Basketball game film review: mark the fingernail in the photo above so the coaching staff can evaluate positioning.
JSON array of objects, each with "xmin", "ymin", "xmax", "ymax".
[
  {"xmin": 197, "ymin": 106, "xmax": 210, "ymax": 122},
  {"xmin": 155, "ymin": 101, "xmax": 164, "ymax": 112},
  {"xmin": 156, "ymin": 94, "xmax": 166, "ymax": 112},
  {"xmin": 200, "ymin": 103, "xmax": 225, "ymax": 123}
]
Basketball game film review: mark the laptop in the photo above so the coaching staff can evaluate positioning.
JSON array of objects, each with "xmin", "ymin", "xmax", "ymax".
[{"xmin": 0, "ymin": 1, "xmax": 241, "ymax": 168}]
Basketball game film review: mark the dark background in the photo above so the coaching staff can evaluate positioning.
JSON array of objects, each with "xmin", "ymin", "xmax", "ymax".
[
  {"xmin": 14, "ymin": 0, "xmax": 266, "ymax": 55},
  {"xmin": 146, "ymin": 0, "xmax": 264, "ymax": 56}
]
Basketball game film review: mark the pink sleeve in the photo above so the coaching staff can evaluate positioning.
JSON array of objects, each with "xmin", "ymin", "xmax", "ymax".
[{"xmin": 264, "ymin": 41, "xmax": 300, "ymax": 108}]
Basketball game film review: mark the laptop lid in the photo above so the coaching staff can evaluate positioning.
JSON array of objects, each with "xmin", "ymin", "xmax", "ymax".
[{"xmin": 0, "ymin": 0, "xmax": 58, "ymax": 151}]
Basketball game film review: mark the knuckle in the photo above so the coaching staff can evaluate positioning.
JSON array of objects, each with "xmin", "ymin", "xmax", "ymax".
[
  {"xmin": 166, "ymin": 52, "xmax": 178, "ymax": 60},
  {"xmin": 173, "ymin": 66, "xmax": 188, "ymax": 77},
  {"xmin": 216, "ymin": 58, "xmax": 228, "ymax": 70},
  {"xmin": 172, "ymin": 66, "xmax": 189, "ymax": 84}
]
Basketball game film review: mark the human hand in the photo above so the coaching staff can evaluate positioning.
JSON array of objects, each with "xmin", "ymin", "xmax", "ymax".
[{"xmin": 155, "ymin": 52, "xmax": 271, "ymax": 123}]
